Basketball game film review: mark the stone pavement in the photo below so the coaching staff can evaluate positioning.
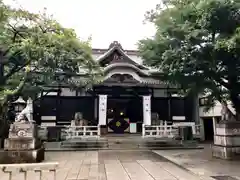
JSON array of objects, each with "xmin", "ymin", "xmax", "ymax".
[
  {"xmin": 154, "ymin": 144, "xmax": 240, "ymax": 180},
  {"xmin": 0, "ymin": 150, "xmax": 213, "ymax": 180}
]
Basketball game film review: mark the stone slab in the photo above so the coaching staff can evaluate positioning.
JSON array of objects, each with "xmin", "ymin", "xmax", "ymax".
[
  {"xmin": 214, "ymin": 135, "xmax": 240, "ymax": 146},
  {"xmin": 212, "ymin": 145, "xmax": 240, "ymax": 160},
  {"xmin": 105, "ymin": 160, "xmax": 130, "ymax": 180},
  {"xmin": 153, "ymin": 148, "xmax": 240, "ymax": 179},
  {"xmin": 216, "ymin": 122, "xmax": 240, "ymax": 136},
  {"xmin": 0, "ymin": 151, "xmax": 208, "ymax": 180},
  {"xmin": 213, "ymin": 122, "xmax": 240, "ymax": 160},
  {"xmin": 137, "ymin": 160, "xmax": 177, "ymax": 180},
  {"xmin": 4, "ymin": 138, "xmax": 42, "ymax": 150},
  {"xmin": 8, "ymin": 123, "xmax": 38, "ymax": 139},
  {"xmin": 0, "ymin": 147, "xmax": 45, "ymax": 164},
  {"xmin": 215, "ymin": 128, "xmax": 240, "ymax": 136},
  {"xmin": 216, "ymin": 121, "xmax": 240, "ymax": 129}
]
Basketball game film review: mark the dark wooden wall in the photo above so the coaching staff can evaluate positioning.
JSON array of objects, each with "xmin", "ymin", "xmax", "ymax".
[
  {"xmin": 33, "ymin": 94, "xmax": 194, "ymax": 125},
  {"xmin": 151, "ymin": 97, "xmax": 194, "ymax": 122},
  {"xmin": 34, "ymin": 96, "xmax": 95, "ymax": 125}
]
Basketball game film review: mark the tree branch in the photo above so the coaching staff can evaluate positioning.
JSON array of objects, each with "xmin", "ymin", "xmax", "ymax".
[
  {"xmin": 207, "ymin": 70, "xmax": 231, "ymax": 89},
  {"xmin": 3, "ymin": 60, "xmax": 31, "ymax": 83},
  {"xmin": 8, "ymin": 23, "xmax": 26, "ymax": 40}
]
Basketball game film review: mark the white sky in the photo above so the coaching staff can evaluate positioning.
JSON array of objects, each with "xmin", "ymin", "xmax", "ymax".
[{"xmin": 4, "ymin": 0, "xmax": 159, "ymax": 50}]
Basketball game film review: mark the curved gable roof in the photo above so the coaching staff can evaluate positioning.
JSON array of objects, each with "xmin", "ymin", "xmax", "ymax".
[
  {"xmin": 96, "ymin": 41, "xmax": 149, "ymax": 70},
  {"xmin": 103, "ymin": 63, "xmax": 149, "ymax": 76}
]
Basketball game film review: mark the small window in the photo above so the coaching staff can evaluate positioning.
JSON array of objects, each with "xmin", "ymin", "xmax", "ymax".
[{"xmin": 199, "ymin": 97, "xmax": 211, "ymax": 106}]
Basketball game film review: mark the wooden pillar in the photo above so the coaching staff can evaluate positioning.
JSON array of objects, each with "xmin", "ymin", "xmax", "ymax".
[
  {"xmin": 94, "ymin": 97, "xmax": 98, "ymax": 121},
  {"xmin": 167, "ymin": 87, "xmax": 172, "ymax": 122},
  {"xmin": 168, "ymin": 97, "xmax": 172, "ymax": 122}
]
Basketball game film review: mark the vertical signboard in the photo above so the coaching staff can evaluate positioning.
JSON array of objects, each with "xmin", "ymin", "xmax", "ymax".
[
  {"xmin": 98, "ymin": 95, "xmax": 107, "ymax": 125},
  {"xmin": 143, "ymin": 95, "xmax": 151, "ymax": 125}
]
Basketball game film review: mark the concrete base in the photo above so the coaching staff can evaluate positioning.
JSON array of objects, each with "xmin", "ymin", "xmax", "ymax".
[
  {"xmin": 0, "ymin": 147, "xmax": 45, "ymax": 164},
  {"xmin": 100, "ymin": 125, "xmax": 108, "ymax": 135},
  {"xmin": 1, "ymin": 122, "xmax": 45, "ymax": 163},
  {"xmin": 4, "ymin": 138, "xmax": 42, "ymax": 150},
  {"xmin": 212, "ymin": 121, "xmax": 240, "ymax": 160},
  {"xmin": 212, "ymin": 145, "xmax": 240, "ymax": 160}
]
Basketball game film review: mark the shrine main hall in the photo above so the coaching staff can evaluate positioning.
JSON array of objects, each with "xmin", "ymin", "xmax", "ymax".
[{"xmin": 34, "ymin": 41, "xmax": 199, "ymax": 134}]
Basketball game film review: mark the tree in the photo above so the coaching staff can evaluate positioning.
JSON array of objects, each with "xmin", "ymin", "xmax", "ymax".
[
  {"xmin": 138, "ymin": 0, "xmax": 240, "ymax": 120},
  {"xmin": 0, "ymin": 1, "xmax": 101, "ymax": 137}
]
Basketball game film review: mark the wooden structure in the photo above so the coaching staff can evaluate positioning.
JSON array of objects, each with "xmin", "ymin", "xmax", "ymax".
[{"xmin": 33, "ymin": 41, "xmax": 199, "ymax": 136}]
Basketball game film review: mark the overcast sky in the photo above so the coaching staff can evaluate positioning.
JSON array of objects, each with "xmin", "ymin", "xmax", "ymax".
[{"xmin": 4, "ymin": 0, "xmax": 159, "ymax": 50}]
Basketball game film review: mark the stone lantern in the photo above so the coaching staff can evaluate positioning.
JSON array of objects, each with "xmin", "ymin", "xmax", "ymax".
[
  {"xmin": 2, "ymin": 96, "xmax": 44, "ymax": 163},
  {"xmin": 12, "ymin": 96, "xmax": 26, "ymax": 114}
]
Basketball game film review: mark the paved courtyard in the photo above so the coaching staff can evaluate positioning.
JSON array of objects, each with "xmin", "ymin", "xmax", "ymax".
[
  {"xmin": 0, "ymin": 150, "xmax": 214, "ymax": 180},
  {"xmin": 154, "ymin": 144, "xmax": 240, "ymax": 179}
]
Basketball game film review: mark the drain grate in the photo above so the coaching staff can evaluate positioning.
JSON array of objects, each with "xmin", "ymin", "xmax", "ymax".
[{"xmin": 211, "ymin": 176, "xmax": 239, "ymax": 180}]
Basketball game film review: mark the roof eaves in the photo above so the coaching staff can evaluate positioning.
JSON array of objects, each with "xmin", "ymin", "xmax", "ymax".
[{"xmin": 96, "ymin": 47, "xmax": 116, "ymax": 61}]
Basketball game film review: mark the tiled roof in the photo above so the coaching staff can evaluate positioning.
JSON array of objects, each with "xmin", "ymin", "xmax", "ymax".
[
  {"xmin": 78, "ymin": 41, "xmax": 162, "ymax": 76},
  {"xmin": 69, "ymin": 76, "xmax": 172, "ymax": 87}
]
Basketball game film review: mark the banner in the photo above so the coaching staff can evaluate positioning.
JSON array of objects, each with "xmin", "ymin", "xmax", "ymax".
[
  {"xmin": 143, "ymin": 95, "xmax": 151, "ymax": 125},
  {"xmin": 98, "ymin": 95, "xmax": 107, "ymax": 125}
]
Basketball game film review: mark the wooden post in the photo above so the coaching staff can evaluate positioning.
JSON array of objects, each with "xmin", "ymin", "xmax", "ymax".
[
  {"xmin": 164, "ymin": 121, "xmax": 167, "ymax": 136},
  {"xmin": 142, "ymin": 124, "xmax": 145, "ymax": 138},
  {"xmin": 97, "ymin": 125, "xmax": 101, "ymax": 137}
]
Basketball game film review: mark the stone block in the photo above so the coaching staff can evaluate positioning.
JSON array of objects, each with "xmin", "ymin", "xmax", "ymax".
[
  {"xmin": 212, "ymin": 145, "xmax": 240, "ymax": 160},
  {"xmin": 4, "ymin": 138, "xmax": 41, "ymax": 151},
  {"xmin": 100, "ymin": 125, "xmax": 107, "ymax": 135},
  {"xmin": 215, "ymin": 122, "xmax": 240, "ymax": 135},
  {"xmin": 38, "ymin": 127, "xmax": 48, "ymax": 140},
  {"xmin": 213, "ymin": 122, "xmax": 240, "ymax": 160},
  {"xmin": 8, "ymin": 123, "xmax": 38, "ymax": 139},
  {"xmin": 214, "ymin": 135, "xmax": 240, "ymax": 146},
  {"xmin": 0, "ymin": 147, "xmax": 45, "ymax": 164}
]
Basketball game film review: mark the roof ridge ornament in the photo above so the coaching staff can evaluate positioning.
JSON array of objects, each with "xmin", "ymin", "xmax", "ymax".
[{"xmin": 109, "ymin": 41, "xmax": 123, "ymax": 50}]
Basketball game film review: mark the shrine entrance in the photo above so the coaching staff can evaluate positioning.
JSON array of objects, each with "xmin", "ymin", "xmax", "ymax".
[
  {"xmin": 107, "ymin": 97, "xmax": 143, "ymax": 133},
  {"xmin": 93, "ymin": 85, "xmax": 150, "ymax": 134}
]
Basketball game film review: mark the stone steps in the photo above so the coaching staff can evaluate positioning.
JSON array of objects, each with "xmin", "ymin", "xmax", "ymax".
[
  {"xmin": 44, "ymin": 138, "xmax": 202, "ymax": 151},
  {"xmin": 61, "ymin": 139, "xmax": 109, "ymax": 148},
  {"xmin": 61, "ymin": 143, "xmax": 109, "ymax": 148},
  {"xmin": 45, "ymin": 146, "xmax": 204, "ymax": 151}
]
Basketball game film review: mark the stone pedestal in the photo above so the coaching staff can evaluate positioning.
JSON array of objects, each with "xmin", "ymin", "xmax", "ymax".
[
  {"xmin": 0, "ymin": 122, "xmax": 44, "ymax": 164},
  {"xmin": 212, "ymin": 122, "xmax": 240, "ymax": 160},
  {"xmin": 100, "ymin": 125, "xmax": 108, "ymax": 135}
]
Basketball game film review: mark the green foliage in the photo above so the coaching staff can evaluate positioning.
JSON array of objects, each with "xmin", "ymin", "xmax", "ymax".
[
  {"xmin": 0, "ymin": 1, "xmax": 101, "ymax": 127},
  {"xmin": 139, "ymin": 0, "xmax": 240, "ymax": 116},
  {"xmin": 0, "ymin": 1, "xmax": 100, "ymax": 98}
]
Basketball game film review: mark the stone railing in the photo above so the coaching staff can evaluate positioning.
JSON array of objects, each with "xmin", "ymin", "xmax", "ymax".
[
  {"xmin": 64, "ymin": 126, "xmax": 100, "ymax": 139},
  {"xmin": 194, "ymin": 125, "xmax": 201, "ymax": 137},
  {"xmin": 142, "ymin": 124, "xmax": 178, "ymax": 138},
  {"xmin": 0, "ymin": 162, "xmax": 58, "ymax": 180},
  {"xmin": 172, "ymin": 122, "xmax": 201, "ymax": 136},
  {"xmin": 38, "ymin": 125, "xmax": 101, "ymax": 141},
  {"xmin": 142, "ymin": 123, "xmax": 201, "ymax": 138},
  {"xmin": 38, "ymin": 125, "xmax": 66, "ymax": 141}
]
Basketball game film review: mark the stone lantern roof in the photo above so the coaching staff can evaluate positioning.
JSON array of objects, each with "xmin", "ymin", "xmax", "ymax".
[{"xmin": 12, "ymin": 96, "xmax": 26, "ymax": 104}]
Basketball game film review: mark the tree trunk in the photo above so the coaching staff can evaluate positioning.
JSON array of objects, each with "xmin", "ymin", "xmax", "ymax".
[
  {"xmin": 230, "ymin": 90, "xmax": 240, "ymax": 121},
  {"xmin": 0, "ymin": 60, "xmax": 5, "ymax": 87},
  {"xmin": 0, "ymin": 101, "xmax": 10, "ymax": 148}
]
